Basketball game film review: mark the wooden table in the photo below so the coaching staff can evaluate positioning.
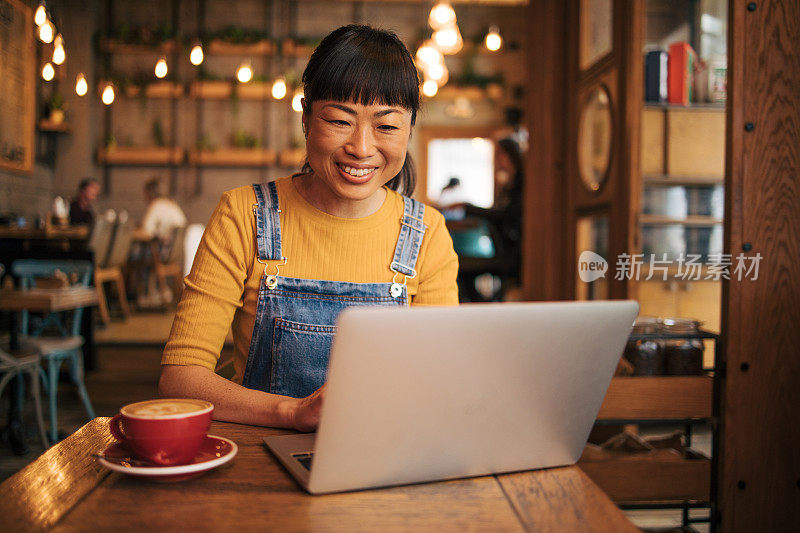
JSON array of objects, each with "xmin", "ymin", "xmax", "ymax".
[
  {"xmin": 0, "ymin": 419, "xmax": 639, "ymax": 532},
  {"xmin": 0, "ymin": 286, "xmax": 98, "ymax": 314},
  {"xmin": 0, "ymin": 225, "xmax": 90, "ymax": 240}
]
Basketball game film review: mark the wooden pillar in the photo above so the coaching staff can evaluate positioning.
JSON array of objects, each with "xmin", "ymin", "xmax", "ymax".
[{"xmin": 720, "ymin": 0, "xmax": 800, "ymax": 530}]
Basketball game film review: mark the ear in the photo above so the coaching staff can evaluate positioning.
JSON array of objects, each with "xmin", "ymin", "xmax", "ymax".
[{"xmin": 301, "ymin": 99, "xmax": 309, "ymax": 137}]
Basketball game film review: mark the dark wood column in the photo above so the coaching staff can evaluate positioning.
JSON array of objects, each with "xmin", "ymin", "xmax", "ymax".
[{"xmin": 721, "ymin": 0, "xmax": 800, "ymax": 530}]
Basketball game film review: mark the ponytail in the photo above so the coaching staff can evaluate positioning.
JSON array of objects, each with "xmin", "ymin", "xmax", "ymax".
[{"xmin": 293, "ymin": 152, "xmax": 417, "ymax": 197}]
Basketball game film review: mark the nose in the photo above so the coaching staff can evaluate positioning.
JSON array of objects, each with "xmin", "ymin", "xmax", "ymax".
[{"xmin": 344, "ymin": 124, "xmax": 376, "ymax": 159}]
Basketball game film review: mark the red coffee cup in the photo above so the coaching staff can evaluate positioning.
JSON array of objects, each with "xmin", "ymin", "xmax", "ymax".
[{"xmin": 109, "ymin": 399, "xmax": 213, "ymax": 466}]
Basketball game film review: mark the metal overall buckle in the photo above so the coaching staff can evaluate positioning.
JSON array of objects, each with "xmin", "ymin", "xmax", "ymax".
[
  {"xmin": 389, "ymin": 263, "xmax": 417, "ymax": 298},
  {"xmin": 257, "ymin": 256, "xmax": 287, "ymax": 290}
]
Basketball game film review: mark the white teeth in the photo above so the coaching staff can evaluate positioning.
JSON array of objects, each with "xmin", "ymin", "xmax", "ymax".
[{"xmin": 340, "ymin": 164, "xmax": 375, "ymax": 177}]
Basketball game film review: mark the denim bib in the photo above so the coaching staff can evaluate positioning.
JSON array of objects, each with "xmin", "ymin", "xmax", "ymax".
[{"xmin": 241, "ymin": 181, "xmax": 426, "ymax": 398}]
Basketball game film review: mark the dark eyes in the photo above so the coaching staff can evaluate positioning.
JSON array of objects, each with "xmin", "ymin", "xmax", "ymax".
[{"xmin": 324, "ymin": 119, "xmax": 399, "ymax": 131}]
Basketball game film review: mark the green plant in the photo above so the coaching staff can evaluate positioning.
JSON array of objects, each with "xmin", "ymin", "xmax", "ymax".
[
  {"xmin": 196, "ymin": 135, "xmax": 215, "ymax": 151},
  {"xmin": 152, "ymin": 119, "xmax": 165, "ymax": 147},
  {"xmin": 46, "ymin": 92, "xmax": 66, "ymax": 111},
  {"xmin": 232, "ymin": 130, "xmax": 259, "ymax": 149},
  {"xmin": 105, "ymin": 134, "xmax": 117, "ymax": 149}
]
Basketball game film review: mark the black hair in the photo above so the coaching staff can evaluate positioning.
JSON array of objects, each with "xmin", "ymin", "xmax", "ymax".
[
  {"xmin": 78, "ymin": 177, "xmax": 98, "ymax": 191},
  {"xmin": 497, "ymin": 137, "xmax": 524, "ymax": 206},
  {"xmin": 298, "ymin": 24, "xmax": 420, "ymax": 196}
]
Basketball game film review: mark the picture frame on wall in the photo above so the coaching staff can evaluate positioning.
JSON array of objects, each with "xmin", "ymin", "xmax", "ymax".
[
  {"xmin": 0, "ymin": 0, "xmax": 35, "ymax": 174},
  {"xmin": 579, "ymin": 0, "xmax": 613, "ymax": 71}
]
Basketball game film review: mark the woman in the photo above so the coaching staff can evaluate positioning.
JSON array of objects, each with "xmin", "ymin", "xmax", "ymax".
[{"xmin": 159, "ymin": 25, "xmax": 459, "ymax": 432}]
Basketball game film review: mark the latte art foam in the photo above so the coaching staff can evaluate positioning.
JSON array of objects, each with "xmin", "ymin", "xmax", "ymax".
[{"xmin": 122, "ymin": 399, "xmax": 211, "ymax": 418}]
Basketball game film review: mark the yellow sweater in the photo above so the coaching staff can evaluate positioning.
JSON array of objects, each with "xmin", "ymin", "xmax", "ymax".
[{"xmin": 162, "ymin": 176, "xmax": 459, "ymax": 384}]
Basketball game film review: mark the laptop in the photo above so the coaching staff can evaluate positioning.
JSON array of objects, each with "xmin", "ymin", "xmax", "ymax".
[{"xmin": 264, "ymin": 300, "xmax": 638, "ymax": 494}]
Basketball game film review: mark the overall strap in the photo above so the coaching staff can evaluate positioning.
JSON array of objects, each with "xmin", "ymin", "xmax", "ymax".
[
  {"xmin": 252, "ymin": 182, "xmax": 282, "ymax": 261},
  {"xmin": 390, "ymin": 196, "xmax": 427, "ymax": 278}
]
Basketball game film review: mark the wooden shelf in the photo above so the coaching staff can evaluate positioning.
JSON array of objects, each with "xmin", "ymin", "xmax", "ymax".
[
  {"xmin": 38, "ymin": 120, "xmax": 70, "ymax": 133},
  {"xmin": 207, "ymin": 39, "xmax": 274, "ymax": 55},
  {"xmin": 188, "ymin": 148, "xmax": 276, "ymax": 167},
  {"xmin": 579, "ymin": 449, "xmax": 711, "ymax": 504},
  {"xmin": 189, "ymin": 81, "xmax": 232, "ymax": 99},
  {"xmin": 434, "ymin": 86, "xmax": 490, "ymax": 100},
  {"xmin": 278, "ymin": 148, "xmax": 305, "ymax": 168},
  {"xmin": 597, "ymin": 376, "xmax": 713, "ymax": 420},
  {"xmin": 100, "ymin": 39, "xmax": 178, "ymax": 55},
  {"xmin": 644, "ymin": 174, "xmax": 723, "ymax": 186},
  {"xmin": 124, "ymin": 82, "xmax": 184, "ymax": 99},
  {"xmin": 644, "ymin": 102, "xmax": 725, "ymax": 111},
  {"xmin": 97, "ymin": 146, "xmax": 184, "ymax": 166},
  {"xmin": 640, "ymin": 215, "xmax": 723, "ymax": 226},
  {"xmin": 281, "ymin": 39, "xmax": 315, "ymax": 56}
]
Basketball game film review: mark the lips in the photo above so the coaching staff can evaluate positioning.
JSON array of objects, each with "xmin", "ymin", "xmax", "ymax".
[{"xmin": 336, "ymin": 163, "xmax": 377, "ymax": 183}]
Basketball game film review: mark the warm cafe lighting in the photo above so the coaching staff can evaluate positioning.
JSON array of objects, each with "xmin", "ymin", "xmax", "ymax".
[
  {"xmin": 422, "ymin": 80, "xmax": 439, "ymax": 98},
  {"xmin": 39, "ymin": 19, "xmax": 54, "ymax": 43},
  {"xmin": 34, "ymin": 1, "xmax": 47, "ymax": 26},
  {"xmin": 433, "ymin": 24, "xmax": 463, "ymax": 55},
  {"xmin": 291, "ymin": 90, "xmax": 304, "ymax": 112},
  {"xmin": 485, "ymin": 26, "xmax": 502, "ymax": 52},
  {"xmin": 52, "ymin": 34, "xmax": 66, "ymax": 65},
  {"xmin": 426, "ymin": 62, "xmax": 448, "ymax": 85},
  {"xmin": 41, "ymin": 62, "xmax": 55, "ymax": 81},
  {"xmin": 416, "ymin": 41, "xmax": 443, "ymax": 69},
  {"xmin": 190, "ymin": 43, "xmax": 204, "ymax": 66},
  {"xmin": 154, "ymin": 57, "xmax": 168, "ymax": 79},
  {"xmin": 272, "ymin": 77, "xmax": 287, "ymax": 100},
  {"xmin": 75, "ymin": 73, "xmax": 88, "ymax": 96},
  {"xmin": 102, "ymin": 83, "xmax": 115, "ymax": 105},
  {"xmin": 236, "ymin": 63, "xmax": 253, "ymax": 83},
  {"xmin": 429, "ymin": 2, "xmax": 456, "ymax": 30}
]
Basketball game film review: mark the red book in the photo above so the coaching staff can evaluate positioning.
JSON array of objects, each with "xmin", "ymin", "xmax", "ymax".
[{"xmin": 668, "ymin": 42, "xmax": 696, "ymax": 105}]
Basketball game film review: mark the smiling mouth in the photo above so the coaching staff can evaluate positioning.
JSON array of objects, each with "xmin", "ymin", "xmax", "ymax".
[{"xmin": 337, "ymin": 163, "xmax": 377, "ymax": 178}]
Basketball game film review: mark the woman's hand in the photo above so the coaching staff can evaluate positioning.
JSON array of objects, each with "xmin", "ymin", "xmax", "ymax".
[{"xmin": 291, "ymin": 384, "xmax": 326, "ymax": 432}]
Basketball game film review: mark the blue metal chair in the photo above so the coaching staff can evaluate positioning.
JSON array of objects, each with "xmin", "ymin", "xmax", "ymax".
[{"xmin": 11, "ymin": 259, "xmax": 96, "ymax": 442}]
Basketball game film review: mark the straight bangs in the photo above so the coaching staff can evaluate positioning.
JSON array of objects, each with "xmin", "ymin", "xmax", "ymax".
[{"xmin": 303, "ymin": 26, "xmax": 420, "ymax": 123}]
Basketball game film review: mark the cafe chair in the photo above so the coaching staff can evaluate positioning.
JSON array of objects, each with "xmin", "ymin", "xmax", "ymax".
[
  {"xmin": 87, "ymin": 210, "xmax": 117, "ymax": 324},
  {"xmin": 0, "ymin": 345, "xmax": 50, "ymax": 449},
  {"xmin": 11, "ymin": 259, "xmax": 96, "ymax": 443},
  {"xmin": 94, "ymin": 211, "xmax": 132, "ymax": 323},
  {"xmin": 149, "ymin": 225, "xmax": 186, "ymax": 306}
]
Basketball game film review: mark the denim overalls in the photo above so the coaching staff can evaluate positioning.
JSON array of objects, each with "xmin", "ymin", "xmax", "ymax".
[{"xmin": 241, "ymin": 182, "xmax": 426, "ymax": 398}]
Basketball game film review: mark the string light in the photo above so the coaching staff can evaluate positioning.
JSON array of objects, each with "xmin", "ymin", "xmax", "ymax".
[
  {"xmin": 34, "ymin": 2, "xmax": 47, "ymax": 26},
  {"xmin": 41, "ymin": 62, "xmax": 55, "ymax": 81},
  {"xmin": 485, "ymin": 26, "xmax": 502, "ymax": 52},
  {"xmin": 422, "ymin": 80, "xmax": 438, "ymax": 97},
  {"xmin": 75, "ymin": 73, "xmax": 88, "ymax": 96},
  {"xmin": 154, "ymin": 57, "xmax": 168, "ymax": 79},
  {"xmin": 433, "ymin": 23, "xmax": 462, "ymax": 55},
  {"xmin": 102, "ymin": 84, "xmax": 115, "ymax": 105},
  {"xmin": 416, "ymin": 41, "xmax": 443, "ymax": 69},
  {"xmin": 272, "ymin": 77, "xmax": 287, "ymax": 100},
  {"xmin": 52, "ymin": 34, "xmax": 65, "ymax": 65},
  {"xmin": 426, "ymin": 62, "xmax": 449, "ymax": 85},
  {"xmin": 291, "ymin": 90, "xmax": 304, "ymax": 112},
  {"xmin": 189, "ymin": 43, "xmax": 204, "ymax": 66},
  {"xmin": 39, "ymin": 19, "xmax": 54, "ymax": 43},
  {"xmin": 236, "ymin": 62, "xmax": 253, "ymax": 83},
  {"xmin": 429, "ymin": 2, "xmax": 456, "ymax": 30}
]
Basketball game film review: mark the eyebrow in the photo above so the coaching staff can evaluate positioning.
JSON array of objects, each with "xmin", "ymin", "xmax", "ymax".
[{"xmin": 322, "ymin": 103, "xmax": 402, "ymax": 118}]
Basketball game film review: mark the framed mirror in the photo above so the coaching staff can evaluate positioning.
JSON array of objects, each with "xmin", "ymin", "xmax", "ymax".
[{"xmin": 578, "ymin": 85, "xmax": 613, "ymax": 192}]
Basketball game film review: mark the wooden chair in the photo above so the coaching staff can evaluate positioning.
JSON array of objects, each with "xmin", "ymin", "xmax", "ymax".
[
  {"xmin": 12, "ymin": 259, "xmax": 96, "ymax": 443},
  {"xmin": 95, "ymin": 211, "xmax": 132, "ymax": 322},
  {"xmin": 149, "ymin": 225, "xmax": 186, "ymax": 306},
  {"xmin": 87, "ymin": 211, "xmax": 117, "ymax": 324}
]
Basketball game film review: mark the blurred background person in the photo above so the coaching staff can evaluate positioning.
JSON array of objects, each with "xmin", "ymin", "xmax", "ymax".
[{"xmin": 68, "ymin": 178, "xmax": 100, "ymax": 225}]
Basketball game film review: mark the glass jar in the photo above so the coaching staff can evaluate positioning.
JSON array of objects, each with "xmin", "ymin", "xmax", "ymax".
[
  {"xmin": 662, "ymin": 318, "xmax": 704, "ymax": 375},
  {"xmin": 624, "ymin": 317, "xmax": 664, "ymax": 376}
]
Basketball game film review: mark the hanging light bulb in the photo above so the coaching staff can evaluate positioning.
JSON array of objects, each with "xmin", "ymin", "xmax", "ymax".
[
  {"xmin": 291, "ymin": 90, "xmax": 304, "ymax": 112},
  {"xmin": 272, "ymin": 77, "xmax": 287, "ymax": 100},
  {"xmin": 237, "ymin": 62, "xmax": 253, "ymax": 83},
  {"xmin": 426, "ymin": 61, "xmax": 449, "ymax": 85},
  {"xmin": 52, "ymin": 34, "xmax": 65, "ymax": 65},
  {"xmin": 41, "ymin": 62, "xmax": 55, "ymax": 81},
  {"xmin": 429, "ymin": 2, "xmax": 456, "ymax": 30},
  {"xmin": 35, "ymin": 2, "xmax": 47, "ymax": 26},
  {"xmin": 189, "ymin": 43, "xmax": 204, "ymax": 66},
  {"xmin": 102, "ymin": 83, "xmax": 115, "ymax": 105},
  {"xmin": 154, "ymin": 57, "xmax": 168, "ymax": 79},
  {"xmin": 75, "ymin": 73, "xmax": 88, "ymax": 96},
  {"xmin": 433, "ymin": 23, "xmax": 463, "ymax": 55},
  {"xmin": 485, "ymin": 26, "xmax": 502, "ymax": 52},
  {"xmin": 422, "ymin": 80, "xmax": 439, "ymax": 98},
  {"xmin": 39, "ymin": 19, "xmax": 54, "ymax": 43},
  {"xmin": 416, "ymin": 40, "xmax": 443, "ymax": 69}
]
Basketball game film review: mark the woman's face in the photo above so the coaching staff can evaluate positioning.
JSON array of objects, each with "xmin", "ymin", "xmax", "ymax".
[{"xmin": 301, "ymin": 99, "xmax": 412, "ymax": 216}]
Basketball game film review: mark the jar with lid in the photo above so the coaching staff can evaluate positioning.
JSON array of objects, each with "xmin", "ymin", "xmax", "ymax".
[
  {"xmin": 623, "ymin": 317, "xmax": 664, "ymax": 376},
  {"xmin": 662, "ymin": 318, "xmax": 704, "ymax": 375}
]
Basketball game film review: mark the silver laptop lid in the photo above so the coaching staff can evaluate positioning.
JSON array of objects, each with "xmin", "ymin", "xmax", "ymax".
[{"xmin": 308, "ymin": 300, "xmax": 638, "ymax": 494}]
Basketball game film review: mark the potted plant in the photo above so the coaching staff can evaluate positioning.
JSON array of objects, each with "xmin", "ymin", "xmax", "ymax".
[{"xmin": 46, "ymin": 92, "xmax": 66, "ymax": 124}]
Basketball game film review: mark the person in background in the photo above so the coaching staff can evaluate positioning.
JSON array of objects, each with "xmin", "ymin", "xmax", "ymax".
[{"xmin": 69, "ymin": 178, "xmax": 100, "ymax": 225}]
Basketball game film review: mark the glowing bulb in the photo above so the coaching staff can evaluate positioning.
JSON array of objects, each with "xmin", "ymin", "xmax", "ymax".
[
  {"xmin": 429, "ymin": 2, "xmax": 456, "ymax": 30},
  {"xmin": 102, "ymin": 84, "xmax": 115, "ymax": 105},
  {"xmin": 39, "ymin": 20, "xmax": 54, "ymax": 43},
  {"xmin": 485, "ymin": 27, "xmax": 502, "ymax": 52},
  {"xmin": 291, "ymin": 90, "xmax": 304, "ymax": 112},
  {"xmin": 52, "ymin": 34, "xmax": 65, "ymax": 65},
  {"xmin": 154, "ymin": 57, "xmax": 168, "ymax": 79},
  {"xmin": 272, "ymin": 78, "xmax": 287, "ymax": 100},
  {"xmin": 189, "ymin": 44, "xmax": 204, "ymax": 66},
  {"xmin": 35, "ymin": 3, "xmax": 47, "ymax": 26},
  {"xmin": 426, "ymin": 62, "xmax": 448, "ymax": 85},
  {"xmin": 237, "ymin": 63, "xmax": 252, "ymax": 83},
  {"xmin": 75, "ymin": 73, "xmax": 88, "ymax": 96},
  {"xmin": 416, "ymin": 41, "xmax": 443, "ymax": 68},
  {"xmin": 41, "ymin": 62, "xmax": 55, "ymax": 81},
  {"xmin": 422, "ymin": 80, "xmax": 439, "ymax": 97}
]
